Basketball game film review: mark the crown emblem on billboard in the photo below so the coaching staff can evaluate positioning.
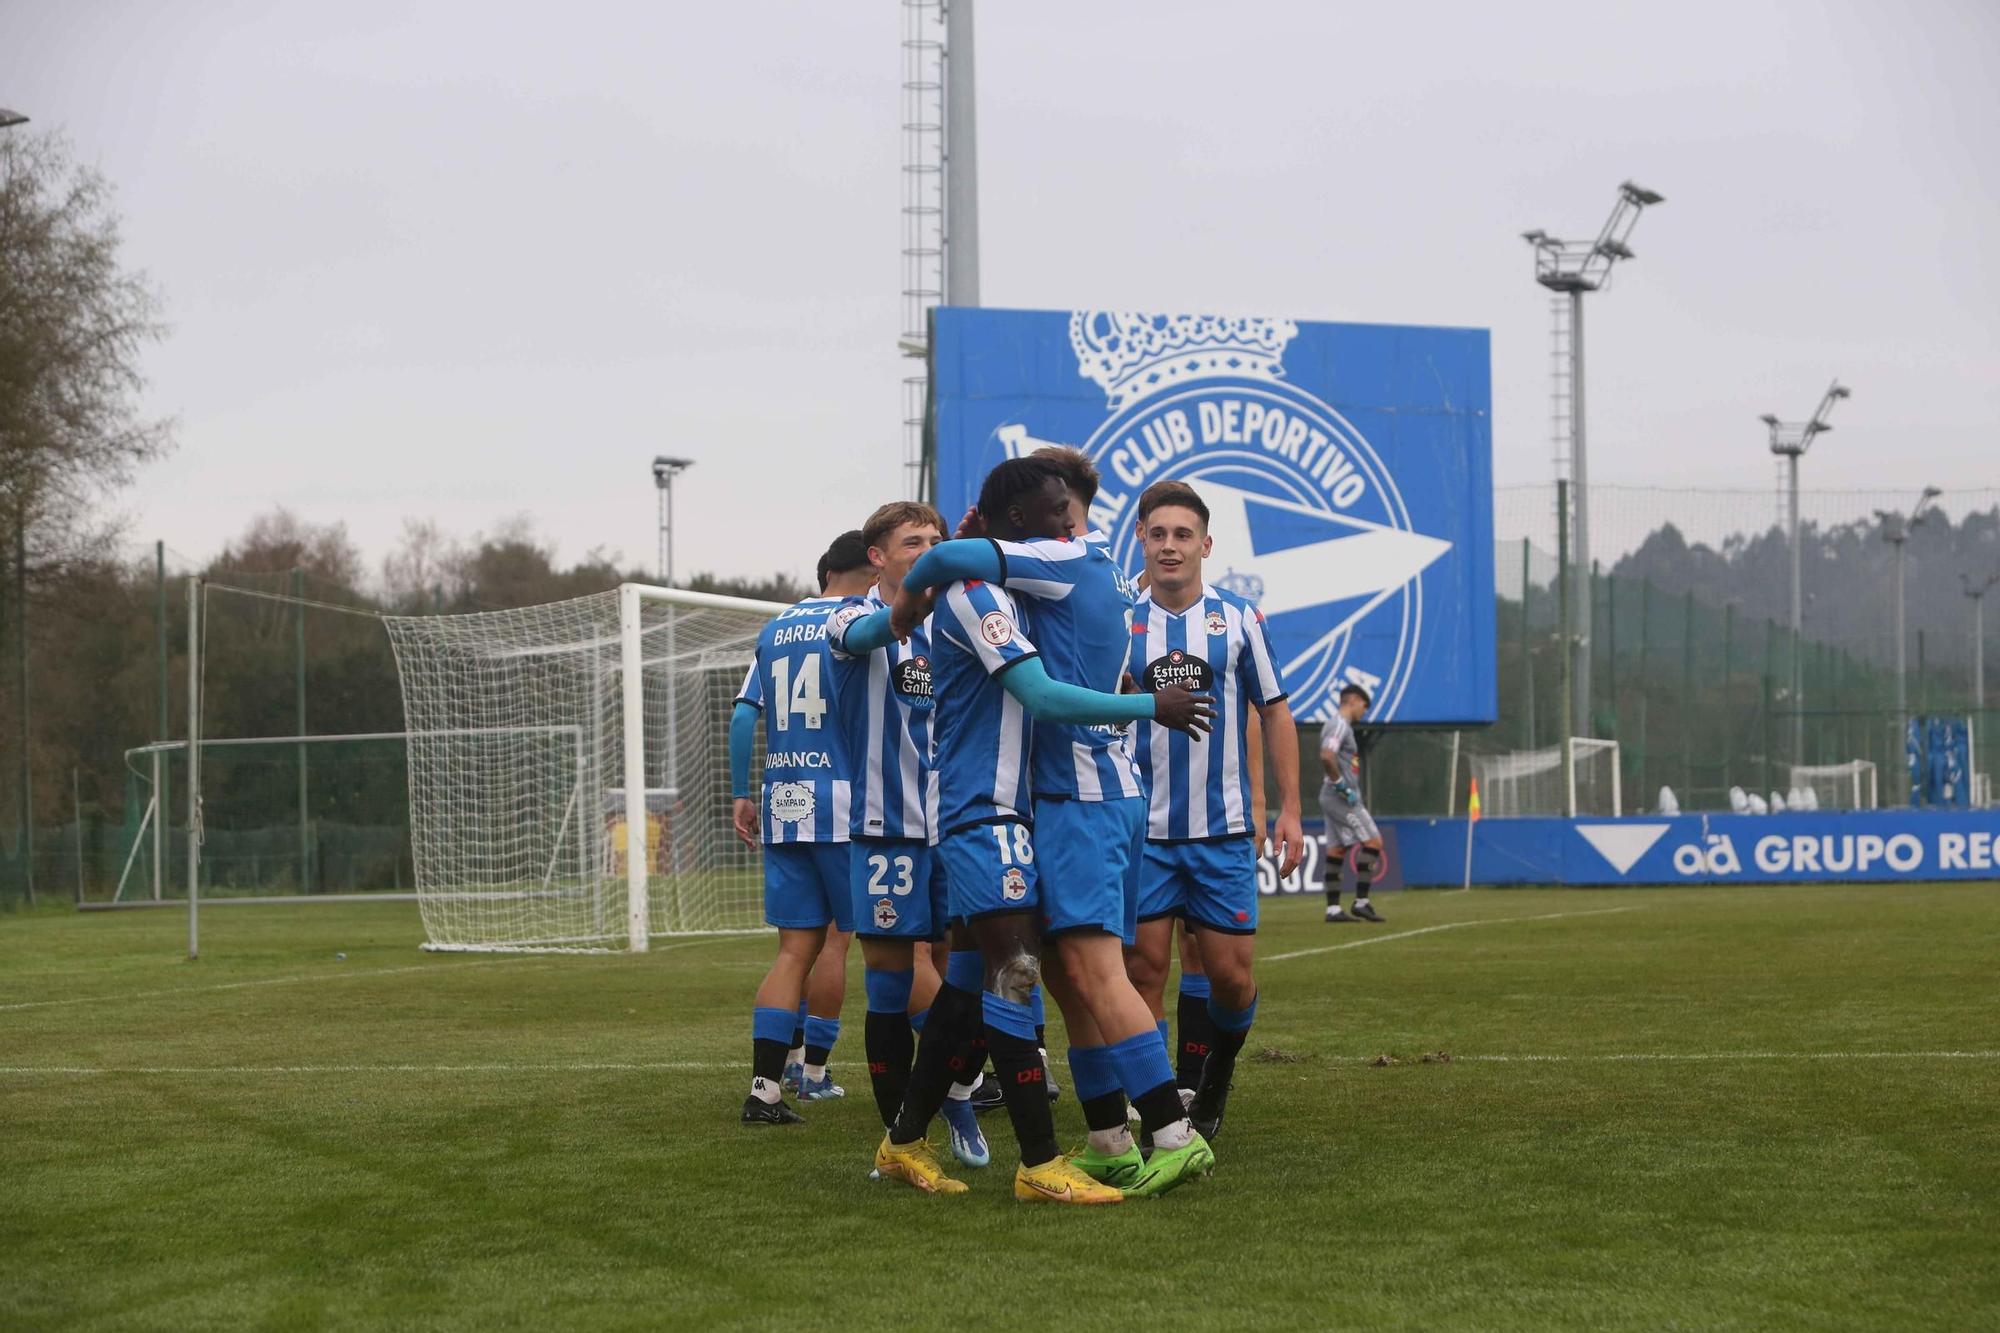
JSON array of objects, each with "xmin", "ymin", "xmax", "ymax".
[
  {"xmin": 1214, "ymin": 567, "xmax": 1265, "ymax": 607},
  {"xmin": 1068, "ymin": 311, "xmax": 1298, "ymax": 410}
]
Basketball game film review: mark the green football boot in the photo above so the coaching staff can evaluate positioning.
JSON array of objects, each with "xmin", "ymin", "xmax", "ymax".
[
  {"xmin": 1123, "ymin": 1131, "xmax": 1215, "ymax": 1199},
  {"xmin": 1068, "ymin": 1142, "xmax": 1144, "ymax": 1189}
]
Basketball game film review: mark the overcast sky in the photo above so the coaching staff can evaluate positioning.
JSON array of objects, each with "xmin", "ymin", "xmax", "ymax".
[{"xmin": 8, "ymin": 0, "xmax": 1997, "ymax": 584}]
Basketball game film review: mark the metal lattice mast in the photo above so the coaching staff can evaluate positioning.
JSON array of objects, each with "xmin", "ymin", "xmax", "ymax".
[
  {"xmin": 900, "ymin": 1, "xmax": 946, "ymax": 499},
  {"xmin": 1522, "ymin": 180, "xmax": 1665, "ymax": 736},
  {"xmin": 1761, "ymin": 379, "xmax": 1850, "ymax": 767}
]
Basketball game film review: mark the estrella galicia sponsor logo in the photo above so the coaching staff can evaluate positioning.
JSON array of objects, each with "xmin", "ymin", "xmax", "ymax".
[
  {"xmin": 1003, "ymin": 312, "xmax": 1454, "ymax": 721},
  {"xmin": 1142, "ymin": 648, "xmax": 1213, "ymax": 694},
  {"xmin": 894, "ymin": 654, "xmax": 933, "ymax": 702}
]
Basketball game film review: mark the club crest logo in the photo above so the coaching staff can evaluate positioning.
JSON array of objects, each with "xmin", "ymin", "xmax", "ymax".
[
  {"xmin": 1002, "ymin": 311, "xmax": 1454, "ymax": 721},
  {"xmin": 873, "ymin": 898, "xmax": 900, "ymax": 930},
  {"xmin": 1000, "ymin": 866, "xmax": 1028, "ymax": 902},
  {"xmin": 1203, "ymin": 609, "xmax": 1229, "ymax": 637},
  {"xmin": 768, "ymin": 782, "xmax": 814, "ymax": 824}
]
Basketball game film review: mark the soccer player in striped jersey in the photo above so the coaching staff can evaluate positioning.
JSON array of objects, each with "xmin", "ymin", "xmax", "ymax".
[
  {"xmin": 1126, "ymin": 480, "xmax": 1305, "ymax": 1141},
  {"xmin": 890, "ymin": 456, "xmax": 1220, "ymax": 1201},
  {"xmin": 823, "ymin": 501, "xmax": 990, "ymax": 1171},
  {"xmin": 727, "ymin": 534, "xmax": 868, "ymax": 1126}
]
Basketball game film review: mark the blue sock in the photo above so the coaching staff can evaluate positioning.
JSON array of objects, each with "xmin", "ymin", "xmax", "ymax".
[
  {"xmin": 910, "ymin": 1006, "xmax": 929, "ymax": 1034},
  {"xmin": 945, "ymin": 949, "xmax": 983, "ymax": 994},
  {"xmin": 982, "ymin": 991, "xmax": 1038, "ymax": 1042},
  {"xmin": 1066, "ymin": 1044, "xmax": 1121, "ymax": 1104},
  {"xmin": 1179, "ymin": 972, "xmax": 1212, "ymax": 1001},
  {"xmin": 1156, "ymin": 1019, "xmax": 1170, "ymax": 1050},
  {"xmin": 752, "ymin": 1005, "xmax": 795, "ymax": 1046},
  {"xmin": 1105, "ymin": 1028, "xmax": 1176, "ymax": 1100},
  {"xmin": 1208, "ymin": 993, "xmax": 1258, "ymax": 1035},
  {"xmin": 1030, "ymin": 986, "xmax": 1046, "ymax": 1029},
  {"xmin": 804, "ymin": 1015, "xmax": 840, "ymax": 1064},
  {"xmin": 864, "ymin": 967, "xmax": 914, "ymax": 1014}
]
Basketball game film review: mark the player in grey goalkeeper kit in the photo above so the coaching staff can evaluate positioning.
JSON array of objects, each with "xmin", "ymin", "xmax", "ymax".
[{"xmin": 1320, "ymin": 683, "xmax": 1385, "ymax": 924}]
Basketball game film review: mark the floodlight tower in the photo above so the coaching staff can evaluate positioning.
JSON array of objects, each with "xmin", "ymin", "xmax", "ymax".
[
  {"xmin": 1761, "ymin": 379, "xmax": 1851, "ymax": 764},
  {"xmin": 651, "ymin": 456, "xmax": 693, "ymax": 585},
  {"xmin": 1875, "ymin": 486, "xmax": 1942, "ymax": 740},
  {"xmin": 1963, "ymin": 570, "xmax": 1998, "ymax": 717},
  {"xmin": 1522, "ymin": 180, "xmax": 1665, "ymax": 735}
]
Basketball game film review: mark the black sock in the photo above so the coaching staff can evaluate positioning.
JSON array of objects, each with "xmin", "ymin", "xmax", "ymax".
[
  {"xmin": 752, "ymin": 1038, "xmax": 788, "ymax": 1090},
  {"xmin": 1035, "ymin": 1024, "xmax": 1047, "ymax": 1048},
  {"xmin": 791, "ymin": 1026, "xmax": 805, "ymax": 1052},
  {"xmin": 1131, "ymin": 1079, "xmax": 1188, "ymax": 1135},
  {"xmin": 804, "ymin": 1042, "xmax": 832, "ymax": 1068},
  {"xmin": 952, "ymin": 1031, "xmax": 989, "ymax": 1087},
  {"xmin": 1198, "ymin": 1024, "xmax": 1251, "ymax": 1099},
  {"xmin": 987, "ymin": 1025, "xmax": 1059, "ymax": 1167},
  {"xmin": 864, "ymin": 1011, "xmax": 916, "ymax": 1129},
  {"xmin": 890, "ymin": 983, "xmax": 980, "ymax": 1143},
  {"xmin": 1081, "ymin": 1090, "xmax": 1128, "ymax": 1134},
  {"xmin": 1177, "ymin": 992, "xmax": 1218, "ymax": 1089}
]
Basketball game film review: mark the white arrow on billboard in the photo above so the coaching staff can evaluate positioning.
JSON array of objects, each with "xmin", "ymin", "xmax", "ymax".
[
  {"xmin": 995, "ymin": 424, "xmax": 1452, "ymax": 683},
  {"xmin": 1196, "ymin": 479, "xmax": 1451, "ymax": 677},
  {"xmin": 1576, "ymin": 823, "xmax": 1671, "ymax": 875}
]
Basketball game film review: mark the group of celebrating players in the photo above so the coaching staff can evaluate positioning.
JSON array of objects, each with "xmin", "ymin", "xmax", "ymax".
[{"xmin": 726, "ymin": 447, "xmax": 1387, "ymax": 1204}]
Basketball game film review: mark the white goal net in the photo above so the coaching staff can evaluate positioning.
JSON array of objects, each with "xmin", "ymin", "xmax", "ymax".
[
  {"xmin": 383, "ymin": 584, "xmax": 785, "ymax": 951},
  {"xmin": 1787, "ymin": 760, "xmax": 1880, "ymax": 811},
  {"xmin": 1471, "ymin": 737, "xmax": 1622, "ymax": 818}
]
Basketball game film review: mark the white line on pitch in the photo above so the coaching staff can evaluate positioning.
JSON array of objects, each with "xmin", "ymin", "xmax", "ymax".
[
  {"xmin": 1449, "ymin": 1050, "xmax": 2000, "ymax": 1064},
  {"xmin": 0, "ymin": 1062, "xmax": 733, "ymax": 1076},
  {"xmin": 5, "ymin": 1050, "xmax": 1996, "ymax": 1078},
  {"xmin": 1262, "ymin": 905, "xmax": 1642, "ymax": 963},
  {"xmin": 0, "ymin": 936, "xmax": 743, "ymax": 1014}
]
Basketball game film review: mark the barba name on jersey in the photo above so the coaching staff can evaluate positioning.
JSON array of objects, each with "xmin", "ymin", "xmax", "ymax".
[
  {"xmin": 826, "ymin": 591, "xmax": 935, "ymax": 842},
  {"xmin": 735, "ymin": 596, "xmax": 852, "ymax": 844},
  {"xmin": 1133, "ymin": 584, "xmax": 1288, "ymax": 840}
]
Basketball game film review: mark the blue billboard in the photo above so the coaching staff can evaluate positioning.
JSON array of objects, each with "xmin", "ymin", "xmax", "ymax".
[{"xmin": 931, "ymin": 307, "xmax": 1494, "ymax": 725}]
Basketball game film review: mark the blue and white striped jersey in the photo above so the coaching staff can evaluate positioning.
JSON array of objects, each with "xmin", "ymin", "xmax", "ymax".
[
  {"xmin": 989, "ymin": 537, "xmax": 1144, "ymax": 803},
  {"xmin": 1131, "ymin": 585, "xmax": 1288, "ymax": 840},
  {"xmin": 932, "ymin": 579, "xmax": 1037, "ymax": 835},
  {"xmin": 826, "ymin": 589, "xmax": 935, "ymax": 843},
  {"xmin": 733, "ymin": 596, "xmax": 851, "ymax": 844}
]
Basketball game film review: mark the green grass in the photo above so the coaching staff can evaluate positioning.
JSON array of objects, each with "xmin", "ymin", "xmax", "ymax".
[{"xmin": 4, "ymin": 885, "xmax": 1997, "ymax": 1331}]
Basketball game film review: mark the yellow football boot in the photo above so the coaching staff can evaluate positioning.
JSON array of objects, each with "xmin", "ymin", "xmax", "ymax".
[
  {"xmin": 874, "ymin": 1135, "xmax": 970, "ymax": 1195},
  {"xmin": 1013, "ymin": 1155, "xmax": 1125, "ymax": 1205}
]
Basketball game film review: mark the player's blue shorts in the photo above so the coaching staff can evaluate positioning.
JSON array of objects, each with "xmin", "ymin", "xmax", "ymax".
[
  {"xmin": 939, "ymin": 820, "xmax": 1039, "ymax": 922},
  {"xmin": 850, "ymin": 838, "xmax": 950, "ymax": 940},
  {"xmin": 1032, "ymin": 796, "xmax": 1145, "ymax": 946},
  {"xmin": 1138, "ymin": 836, "xmax": 1259, "ymax": 934},
  {"xmin": 763, "ymin": 842, "xmax": 854, "ymax": 931}
]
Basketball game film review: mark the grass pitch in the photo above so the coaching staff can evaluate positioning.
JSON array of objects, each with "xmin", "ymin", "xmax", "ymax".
[{"xmin": 3, "ymin": 885, "xmax": 1997, "ymax": 1331}]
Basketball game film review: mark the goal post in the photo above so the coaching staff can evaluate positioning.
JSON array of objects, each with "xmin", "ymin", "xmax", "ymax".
[
  {"xmin": 384, "ymin": 582, "xmax": 787, "ymax": 953},
  {"xmin": 1469, "ymin": 738, "xmax": 1621, "ymax": 818},
  {"xmin": 1787, "ymin": 759, "xmax": 1880, "ymax": 810}
]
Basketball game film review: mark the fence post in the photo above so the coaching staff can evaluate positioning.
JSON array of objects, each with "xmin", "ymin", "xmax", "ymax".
[
  {"xmin": 1682, "ymin": 589, "xmax": 1695, "ymax": 800},
  {"xmin": 1636, "ymin": 579, "xmax": 1650, "ymax": 807},
  {"xmin": 1722, "ymin": 603, "xmax": 1736, "ymax": 794},
  {"xmin": 1520, "ymin": 537, "xmax": 1533, "ymax": 749},
  {"xmin": 1557, "ymin": 482, "xmax": 1574, "ymax": 805}
]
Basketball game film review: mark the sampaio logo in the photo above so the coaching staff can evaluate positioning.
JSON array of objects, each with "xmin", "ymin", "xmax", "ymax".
[{"xmin": 768, "ymin": 782, "xmax": 814, "ymax": 825}]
